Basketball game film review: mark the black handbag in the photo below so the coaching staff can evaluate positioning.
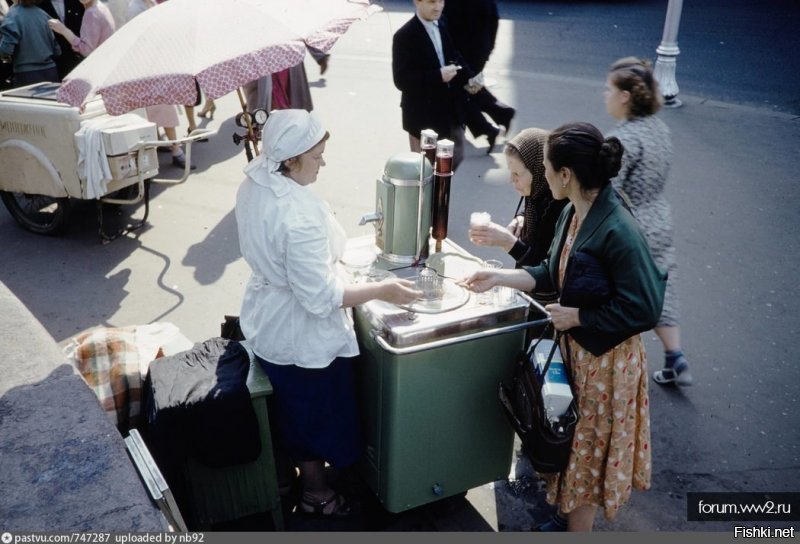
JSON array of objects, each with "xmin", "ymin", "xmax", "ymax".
[
  {"xmin": 498, "ymin": 327, "xmax": 578, "ymax": 474},
  {"xmin": 559, "ymin": 250, "xmax": 613, "ymax": 308}
]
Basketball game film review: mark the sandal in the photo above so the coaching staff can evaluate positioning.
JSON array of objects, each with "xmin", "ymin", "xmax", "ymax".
[
  {"xmin": 298, "ymin": 491, "xmax": 356, "ymax": 519},
  {"xmin": 653, "ymin": 357, "xmax": 693, "ymax": 386}
]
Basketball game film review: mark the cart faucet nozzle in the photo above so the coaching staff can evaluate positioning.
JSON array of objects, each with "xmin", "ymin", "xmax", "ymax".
[{"xmin": 359, "ymin": 211, "xmax": 383, "ymax": 226}]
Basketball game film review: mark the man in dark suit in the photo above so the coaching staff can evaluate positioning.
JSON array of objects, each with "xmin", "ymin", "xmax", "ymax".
[
  {"xmin": 443, "ymin": 0, "xmax": 515, "ymax": 154},
  {"xmin": 39, "ymin": 0, "xmax": 83, "ymax": 80},
  {"xmin": 392, "ymin": 0, "xmax": 477, "ymax": 170}
]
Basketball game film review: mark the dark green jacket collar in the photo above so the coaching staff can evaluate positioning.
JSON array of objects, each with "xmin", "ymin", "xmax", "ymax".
[
  {"xmin": 573, "ymin": 183, "xmax": 622, "ymax": 251},
  {"xmin": 545, "ymin": 183, "xmax": 623, "ymax": 279}
]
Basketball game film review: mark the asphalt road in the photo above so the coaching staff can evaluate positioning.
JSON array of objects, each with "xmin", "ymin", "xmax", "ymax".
[
  {"xmin": 1, "ymin": 0, "xmax": 798, "ymax": 533},
  {"xmin": 496, "ymin": 0, "xmax": 800, "ymax": 115}
]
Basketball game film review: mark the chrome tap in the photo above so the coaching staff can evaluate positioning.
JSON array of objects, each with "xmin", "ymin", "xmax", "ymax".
[{"xmin": 358, "ymin": 211, "xmax": 383, "ymax": 226}]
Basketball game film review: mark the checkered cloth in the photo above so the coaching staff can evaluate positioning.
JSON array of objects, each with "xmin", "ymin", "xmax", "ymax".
[{"xmin": 64, "ymin": 325, "xmax": 167, "ymax": 432}]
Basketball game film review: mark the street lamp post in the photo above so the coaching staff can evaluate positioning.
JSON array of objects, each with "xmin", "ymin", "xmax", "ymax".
[{"xmin": 654, "ymin": 0, "xmax": 684, "ymax": 108}]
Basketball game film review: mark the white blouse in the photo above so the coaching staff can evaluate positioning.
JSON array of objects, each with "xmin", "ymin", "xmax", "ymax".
[{"xmin": 235, "ymin": 170, "xmax": 358, "ymax": 368}]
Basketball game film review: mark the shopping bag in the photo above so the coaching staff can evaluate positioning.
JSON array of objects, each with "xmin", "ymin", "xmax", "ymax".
[{"xmin": 498, "ymin": 329, "xmax": 578, "ymax": 473}]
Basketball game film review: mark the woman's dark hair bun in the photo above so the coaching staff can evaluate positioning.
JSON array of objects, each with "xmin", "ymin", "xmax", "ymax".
[
  {"xmin": 598, "ymin": 136, "xmax": 624, "ymax": 180},
  {"xmin": 547, "ymin": 122, "xmax": 625, "ymax": 191}
]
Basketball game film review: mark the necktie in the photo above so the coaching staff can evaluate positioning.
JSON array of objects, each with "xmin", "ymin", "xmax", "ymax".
[{"xmin": 430, "ymin": 21, "xmax": 445, "ymax": 67}]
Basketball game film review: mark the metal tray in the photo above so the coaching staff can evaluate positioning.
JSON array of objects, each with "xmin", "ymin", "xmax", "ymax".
[{"xmin": 395, "ymin": 278, "xmax": 470, "ymax": 314}]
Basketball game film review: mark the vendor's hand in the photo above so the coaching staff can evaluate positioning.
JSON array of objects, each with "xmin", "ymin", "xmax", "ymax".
[
  {"xmin": 378, "ymin": 278, "xmax": 422, "ymax": 305},
  {"xmin": 47, "ymin": 18, "xmax": 67, "ymax": 35},
  {"xmin": 440, "ymin": 64, "xmax": 460, "ymax": 83},
  {"xmin": 545, "ymin": 303, "xmax": 581, "ymax": 331},
  {"xmin": 469, "ymin": 221, "xmax": 516, "ymax": 251},
  {"xmin": 460, "ymin": 270, "xmax": 500, "ymax": 294}
]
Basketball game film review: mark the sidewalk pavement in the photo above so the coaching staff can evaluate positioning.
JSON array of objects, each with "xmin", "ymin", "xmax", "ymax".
[
  {"xmin": 207, "ymin": 442, "xmax": 547, "ymax": 532},
  {"xmin": 0, "ymin": 281, "xmax": 169, "ymax": 532}
]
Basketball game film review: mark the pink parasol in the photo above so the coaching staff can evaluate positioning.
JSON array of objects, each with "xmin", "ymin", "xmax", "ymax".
[{"xmin": 57, "ymin": 0, "xmax": 380, "ymax": 115}]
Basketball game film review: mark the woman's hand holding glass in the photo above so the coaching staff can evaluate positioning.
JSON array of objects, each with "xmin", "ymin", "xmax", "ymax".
[
  {"xmin": 461, "ymin": 268, "xmax": 535, "ymax": 294},
  {"xmin": 469, "ymin": 221, "xmax": 517, "ymax": 251},
  {"xmin": 460, "ymin": 269, "xmax": 498, "ymax": 295}
]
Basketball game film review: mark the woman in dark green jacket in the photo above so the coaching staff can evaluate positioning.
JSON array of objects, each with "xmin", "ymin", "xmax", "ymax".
[{"xmin": 464, "ymin": 122, "xmax": 666, "ymax": 532}]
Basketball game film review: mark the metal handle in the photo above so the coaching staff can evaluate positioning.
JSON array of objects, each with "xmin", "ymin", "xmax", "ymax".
[
  {"xmin": 137, "ymin": 127, "xmax": 217, "ymax": 185},
  {"xmin": 370, "ymin": 317, "xmax": 551, "ymax": 355},
  {"xmin": 99, "ymin": 146, "xmax": 148, "ymax": 205}
]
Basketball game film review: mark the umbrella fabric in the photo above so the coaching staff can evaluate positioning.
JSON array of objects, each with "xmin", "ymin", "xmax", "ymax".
[{"xmin": 57, "ymin": 0, "xmax": 380, "ymax": 115}]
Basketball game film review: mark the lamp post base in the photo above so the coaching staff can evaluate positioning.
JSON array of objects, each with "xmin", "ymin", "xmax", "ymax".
[
  {"xmin": 654, "ymin": 0, "xmax": 684, "ymax": 109},
  {"xmin": 654, "ymin": 46, "xmax": 683, "ymax": 109}
]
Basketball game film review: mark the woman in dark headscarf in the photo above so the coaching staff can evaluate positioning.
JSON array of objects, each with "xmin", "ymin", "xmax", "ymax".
[{"xmin": 469, "ymin": 128, "xmax": 567, "ymax": 300}]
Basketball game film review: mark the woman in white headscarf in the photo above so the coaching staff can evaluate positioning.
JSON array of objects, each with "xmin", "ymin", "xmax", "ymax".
[{"xmin": 235, "ymin": 109, "xmax": 420, "ymax": 518}]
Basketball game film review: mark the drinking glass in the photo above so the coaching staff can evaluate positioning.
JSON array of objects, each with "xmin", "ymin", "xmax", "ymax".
[
  {"xmin": 435, "ymin": 139, "xmax": 455, "ymax": 175},
  {"xmin": 416, "ymin": 267, "xmax": 443, "ymax": 300},
  {"xmin": 478, "ymin": 259, "xmax": 503, "ymax": 304},
  {"xmin": 497, "ymin": 286, "xmax": 516, "ymax": 305},
  {"xmin": 421, "ymin": 129, "xmax": 438, "ymax": 167},
  {"xmin": 470, "ymin": 211, "xmax": 491, "ymax": 228}
]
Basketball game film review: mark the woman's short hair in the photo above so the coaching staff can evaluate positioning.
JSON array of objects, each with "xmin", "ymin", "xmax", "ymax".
[
  {"xmin": 608, "ymin": 56, "xmax": 662, "ymax": 118},
  {"xmin": 278, "ymin": 131, "xmax": 330, "ymax": 175},
  {"xmin": 546, "ymin": 122, "xmax": 624, "ymax": 192}
]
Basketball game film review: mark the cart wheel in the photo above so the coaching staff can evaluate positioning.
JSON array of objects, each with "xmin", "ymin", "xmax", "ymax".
[{"xmin": 1, "ymin": 191, "xmax": 70, "ymax": 235}]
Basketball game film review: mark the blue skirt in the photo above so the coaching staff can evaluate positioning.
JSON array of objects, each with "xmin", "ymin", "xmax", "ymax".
[{"xmin": 257, "ymin": 355, "xmax": 362, "ymax": 468}]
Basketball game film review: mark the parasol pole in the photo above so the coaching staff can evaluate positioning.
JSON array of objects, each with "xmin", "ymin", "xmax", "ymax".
[{"xmin": 236, "ymin": 87, "xmax": 259, "ymax": 156}]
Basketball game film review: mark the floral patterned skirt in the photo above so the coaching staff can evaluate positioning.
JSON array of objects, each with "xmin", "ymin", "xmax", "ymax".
[
  {"xmin": 543, "ymin": 213, "xmax": 653, "ymax": 519},
  {"xmin": 543, "ymin": 334, "xmax": 652, "ymax": 520}
]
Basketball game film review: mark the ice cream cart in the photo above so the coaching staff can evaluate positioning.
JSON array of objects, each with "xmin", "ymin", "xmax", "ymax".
[
  {"xmin": 0, "ymin": 82, "xmax": 213, "ymax": 239},
  {"xmin": 347, "ymin": 150, "xmax": 549, "ymax": 512}
]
